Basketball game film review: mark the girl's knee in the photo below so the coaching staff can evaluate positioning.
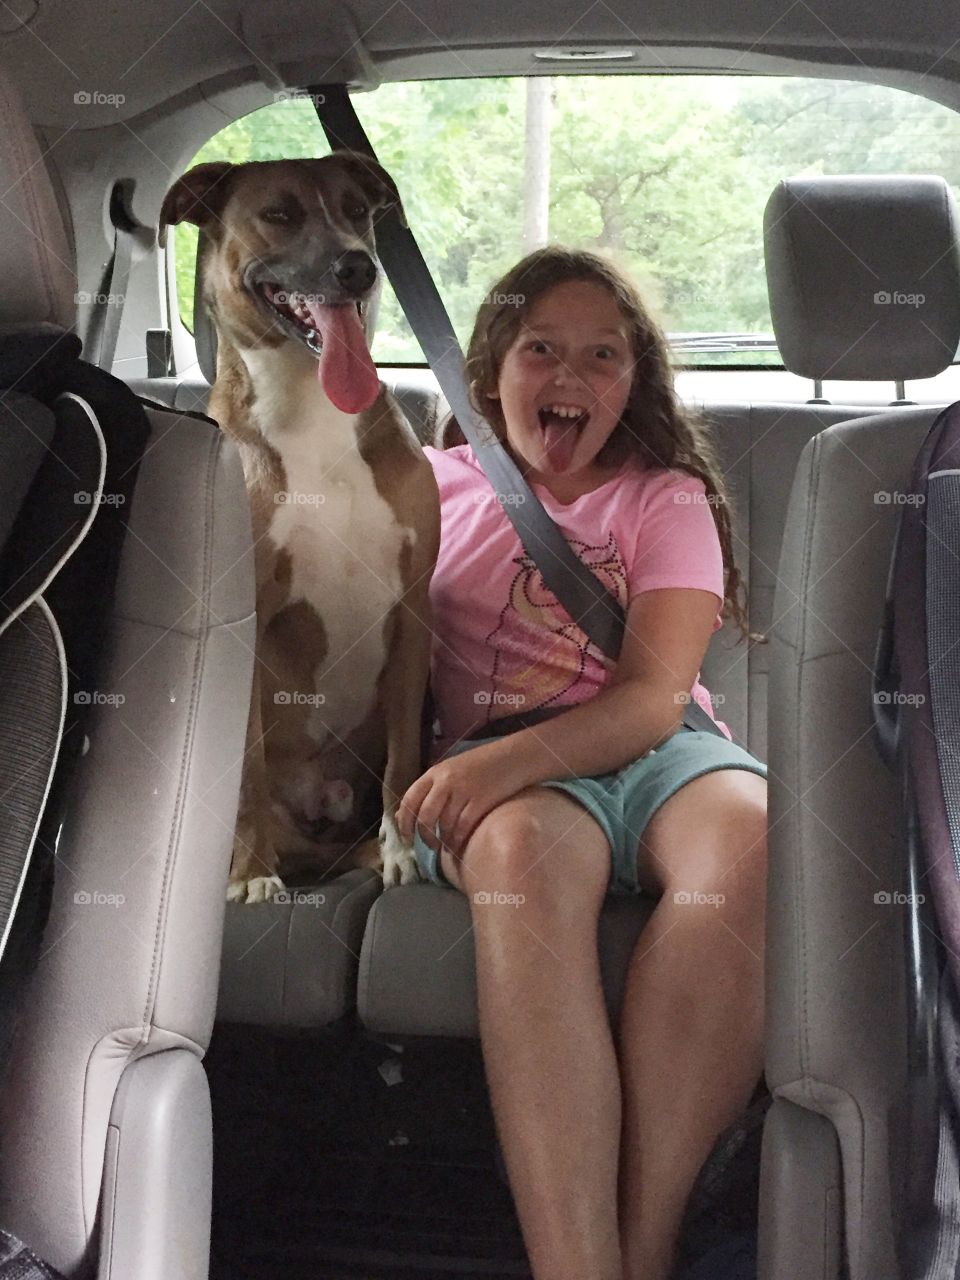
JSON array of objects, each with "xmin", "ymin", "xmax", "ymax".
[
  {"xmin": 460, "ymin": 789, "xmax": 610, "ymax": 903},
  {"xmin": 461, "ymin": 799, "xmax": 553, "ymax": 884},
  {"xmin": 433, "ymin": 796, "xmax": 542, "ymax": 894},
  {"xmin": 642, "ymin": 770, "xmax": 767, "ymax": 896}
]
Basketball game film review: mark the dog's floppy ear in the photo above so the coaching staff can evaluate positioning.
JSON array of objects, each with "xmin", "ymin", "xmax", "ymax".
[
  {"xmin": 329, "ymin": 150, "xmax": 408, "ymax": 229},
  {"xmin": 158, "ymin": 161, "xmax": 237, "ymax": 246}
]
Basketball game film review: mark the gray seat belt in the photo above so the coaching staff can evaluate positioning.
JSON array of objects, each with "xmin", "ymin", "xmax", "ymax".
[
  {"xmin": 311, "ymin": 84, "xmax": 725, "ymax": 737},
  {"xmin": 86, "ymin": 187, "xmax": 137, "ymax": 372}
]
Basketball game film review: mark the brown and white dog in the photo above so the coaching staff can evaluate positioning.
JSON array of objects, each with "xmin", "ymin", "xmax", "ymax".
[{"xmin": 160, "ymin": 155, "xmax": 440, "ymax": 902}]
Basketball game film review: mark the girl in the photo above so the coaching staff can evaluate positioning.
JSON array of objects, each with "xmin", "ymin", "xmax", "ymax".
[{"xmin": 397, "ymin": 246, "xmax": 768, "ymax": 1280}]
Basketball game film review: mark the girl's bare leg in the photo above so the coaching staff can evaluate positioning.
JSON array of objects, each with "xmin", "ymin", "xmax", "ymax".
[
  {"xmin": 616, "ymin": 770, "xmax": 768, "ymax": 1280},
  {"xmin": 440, "ymin": 787, "xmax": 624, "ymax": 1280}
]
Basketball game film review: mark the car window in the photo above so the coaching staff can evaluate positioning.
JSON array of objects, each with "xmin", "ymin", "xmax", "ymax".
[{"xmin": 172, "ymin": 76, "xmax": 960, "ymax": 367}]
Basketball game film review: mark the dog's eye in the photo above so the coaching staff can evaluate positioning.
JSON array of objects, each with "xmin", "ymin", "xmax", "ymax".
[
  {"xmin": 345, "ymin": 201, "xmax": 369, "ymax": 221},
  {"xmin": 261, "ymin": 207, "xmax": 291, "ymax": 225}
]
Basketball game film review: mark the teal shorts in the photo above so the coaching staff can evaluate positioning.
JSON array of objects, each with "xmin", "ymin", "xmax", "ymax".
[{"xmin": 413, "ymin": 726, "xmax": 767, "ymax": 897}]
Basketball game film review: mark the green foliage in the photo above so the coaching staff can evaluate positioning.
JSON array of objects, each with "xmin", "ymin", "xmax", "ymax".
[{"xmin": 170, "ymin": 76, "xmax": 960, "ymax": 362}]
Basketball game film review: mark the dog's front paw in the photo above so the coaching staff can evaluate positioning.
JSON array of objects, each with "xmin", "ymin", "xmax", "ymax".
[
  {"xmin": 378, "ymin": 814, "xmax": 422, "ymax": 888},
  {"xmin": 226, "ymin": 873, "xmax": 285, "ymax": 904}
]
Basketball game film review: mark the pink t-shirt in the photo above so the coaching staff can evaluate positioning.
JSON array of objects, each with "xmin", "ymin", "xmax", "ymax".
[{"xmin": 423, "ymin": 443, "xmax": 730, "ymax": 763}]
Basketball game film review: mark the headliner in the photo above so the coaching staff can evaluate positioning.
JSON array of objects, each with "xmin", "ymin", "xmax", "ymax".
[{"xmin": 0, "ymin": 0, "xmax": 958, "ymax": 130}]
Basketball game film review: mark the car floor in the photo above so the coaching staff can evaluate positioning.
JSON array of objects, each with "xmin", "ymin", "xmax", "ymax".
[
  {"xmin": 206, "ymin": 1023, "xmax": 532, "ymax": 1278},
  {"xmin": 205, "ymin": 1022, "xmax": 763, "ymax": 1279}
]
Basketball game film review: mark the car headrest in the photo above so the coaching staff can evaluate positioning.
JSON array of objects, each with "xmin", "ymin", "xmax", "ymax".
[
  {"xmin": 764, "ymin": 175, "xmax": 960, "ymax": 381},
  {"xmin": 0, "ymin": 72, "xmax": 76, "ymax": 330}
]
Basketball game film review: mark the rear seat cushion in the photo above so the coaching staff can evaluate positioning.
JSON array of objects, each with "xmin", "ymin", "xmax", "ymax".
[
  {"xmin": 359, "ymin": 885, "xmax": 657, "ymax": 1038},
  {"xmin": 218, "ymin": 869, "xmax": 381, "ymax": 1027},
  {"xmin": 216, "ymin": 383, "xmax": 878, "ymax": 1034}
]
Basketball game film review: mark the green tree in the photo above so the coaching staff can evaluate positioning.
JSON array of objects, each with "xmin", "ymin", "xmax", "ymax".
[
  {"xmin": 549, "ymin": 77, "xmax": 771, "ymax": 333},
  {"xmin": 170, "ymin": 76, "xmax": 960, "ymax": 365}
]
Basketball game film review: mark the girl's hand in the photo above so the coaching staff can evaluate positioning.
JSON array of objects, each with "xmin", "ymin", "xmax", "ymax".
[{"xmin": 397, "ymin": 742, "xmax": 524, "ymax": 863}]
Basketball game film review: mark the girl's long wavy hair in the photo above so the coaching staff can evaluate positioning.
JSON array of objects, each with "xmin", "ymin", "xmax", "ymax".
[{"xmin": 447, "ymin": 245, "xmax": 762, "ymax": 644}]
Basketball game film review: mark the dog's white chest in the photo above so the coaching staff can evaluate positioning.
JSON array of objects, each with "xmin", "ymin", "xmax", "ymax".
[{"xmin": 253, "ymin": 369, "xmax": 415, "ymax": 744}]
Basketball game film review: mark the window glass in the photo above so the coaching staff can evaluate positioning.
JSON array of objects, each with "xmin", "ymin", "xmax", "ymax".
[{"xmin": 173, "ymin": 77, "xmax": 960, "ymax": 367}]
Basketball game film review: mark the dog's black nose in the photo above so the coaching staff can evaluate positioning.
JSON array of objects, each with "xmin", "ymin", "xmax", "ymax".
[{"xmin": 334, "ymin": 250, "xmax": 377, "ymax": 295}]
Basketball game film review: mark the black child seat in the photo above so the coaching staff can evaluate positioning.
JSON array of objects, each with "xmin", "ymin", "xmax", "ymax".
[{"xmin": 0, "ymin": 71, "xmax": 256, "ymax": 1280}]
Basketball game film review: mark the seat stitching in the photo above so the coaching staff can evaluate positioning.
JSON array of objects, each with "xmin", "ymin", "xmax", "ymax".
[
  {"xmin": 329, "ymin": 872, "xmax": 378, "ymax": 1017},
  {"xmin": 793, "ymin": 432, "xmax": 823, "ymax": 1088},
  {"xmin": 355, "ymin": 878, "xmax": 382, "ymax": 1024},
  {"xmin": 111, "ymin": 605, "xmax": 258, "ymax": 636},
  {"xmin": 140, "ymin": 428, "xmax": 219, "ymax": 1032}
]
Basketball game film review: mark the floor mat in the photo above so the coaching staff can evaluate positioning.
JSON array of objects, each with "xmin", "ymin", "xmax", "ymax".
[
  {"xmin": 206, "ymin": 1024, "xmax": 532, "ymax": 1279},
  {"xmin": 206, "ymin": 1022, "xmax": 764, "ymax": 1279}
]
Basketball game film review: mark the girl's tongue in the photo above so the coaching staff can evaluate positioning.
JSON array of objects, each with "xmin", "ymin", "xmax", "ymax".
[{"xmin": 539, "ymin": 409, "xmax": 585, "ymax": 472}]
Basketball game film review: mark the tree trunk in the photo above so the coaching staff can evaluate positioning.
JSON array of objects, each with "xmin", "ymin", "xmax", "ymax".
[
  {"xmin": 521, "ymin": 77, "xmax": 551, "ymax": 255},
  {"xmin": 596, "ymin": 188, "xmax": 626, "ymax": 252}
]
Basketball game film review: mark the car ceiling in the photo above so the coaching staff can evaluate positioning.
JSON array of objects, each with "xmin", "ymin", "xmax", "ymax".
[{"xmin": 0, "ymin": 0, "xmax": 958, "ymax": 130}]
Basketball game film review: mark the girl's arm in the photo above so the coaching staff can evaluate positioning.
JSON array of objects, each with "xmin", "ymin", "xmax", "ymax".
[
  {"xmin": 497, "ymin": 586, "xmax": 723, "ymax": 787},
  {"xmin": 398, "ymin": 587, "xmax": 722, "ymax": 857}
]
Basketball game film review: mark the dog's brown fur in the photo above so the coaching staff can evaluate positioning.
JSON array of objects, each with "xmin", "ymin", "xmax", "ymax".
[{"xmin": 160, "ymin": 156, "xmax": 440, "ymax": 901}]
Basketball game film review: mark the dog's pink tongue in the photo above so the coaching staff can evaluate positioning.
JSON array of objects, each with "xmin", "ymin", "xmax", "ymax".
[
  {"xmin": 542, "ymin": 421, "xmax": 579, "ymax": 472},
  {"xmin": 306, "ymin": 301, "xmax": 380, "ymax": 414}
]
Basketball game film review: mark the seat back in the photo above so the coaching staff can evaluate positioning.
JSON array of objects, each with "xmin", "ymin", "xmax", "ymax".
[
  {"xmin": 760, "ymin": 175, "xmax": 960, "ymax": 1280},
  {"xmin": 764, "ymin": 406, "xmax": 937, "ymax": 1280},
  {"xmin": 0, "ymin": 72, "xmax": 256, "ymax": 1279}
]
